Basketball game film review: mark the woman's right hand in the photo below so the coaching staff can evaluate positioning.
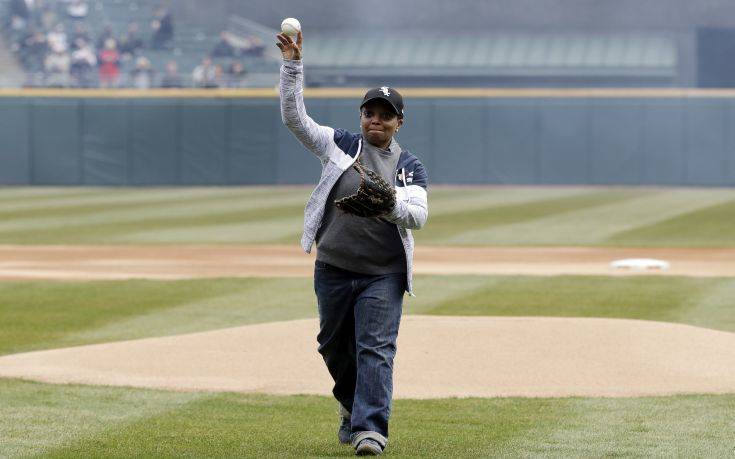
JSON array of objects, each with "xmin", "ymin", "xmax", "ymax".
[{"xmin": 276, "ymin": 31, "xmax": 302, "ymax": 61}]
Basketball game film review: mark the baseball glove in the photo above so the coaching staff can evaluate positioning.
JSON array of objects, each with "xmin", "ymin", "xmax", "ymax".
[{"xmin": 335, "ymin": 162, "xmax": 396, "ymax": 218}]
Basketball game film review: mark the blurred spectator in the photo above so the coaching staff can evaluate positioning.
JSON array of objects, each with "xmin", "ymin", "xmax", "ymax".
[
  {"xmin": 9, "ymin": 0, "xmax": 33, "ymax": 31},
  {"xmin": 10, "ymin": 0, "xmax": 33, "ymax": 21},
  {"xmin": 39, "ymin": 3, "xmax": 57, "ymax": 31},
  {"xmin": 211, "ymin": 64, "xmax": 224, "ymax": 88},
  {"xmin": 227, "ymin": 61, "xmax": 247, "ymax": 87},
  {"xmin": 160, "ymin": 60, "xmax": 183, "ymax": 88},
  {"xmin": 47, "ymin": 23, "xmax": 67, "ymax": 52},
  {"xmin": 19, "ymin": 28, "xmax": 47, "ymax": 71},
  {"xmin": 44, "ymin": 42, "xmax": 70, "ymax": 87},
  {"xmin": 129, "ymin": 56, "xmax": 155, "ymax": 89},
  {"xmin": 66, "ymin": 0, "xmax": 88, "ymax": 20},
  {"xmin": 211, "ymin": 31, "xmax": 235, "ymax": 57},
  {"xmin": 221, "ymin": 32, "xmax": 266, "ymax": 58},
  {"xmin": 70, "ymin": 23, "xmax": 90, "ymax": 50},
  {"xmin": 9, "ymin": 14, "xmax": 27, "ymax": 33},
  {"xmin": 98, "ymin": 38, "xmax": 120, "ymax": 88},
  {"xmin": 70, "ymin": 38, "xmax": 96, "ymax": 87},
  {"xmin": 192, "ymin": 57, "xmax": 216, "ymax": 87},
  {"xmin": 119, "ymin": 22, "xmax": 143, "ymax": 58},
  {"xmin": 150, "ymin": 6, "xmax": 173, "ymax": 49},
  {"xmin": 96, "ymin": 24, "xmax": 114, "ymax": 49},
  {"xmin": 241, "ymin": 35, "xmax": 265, "ymax": 57}
]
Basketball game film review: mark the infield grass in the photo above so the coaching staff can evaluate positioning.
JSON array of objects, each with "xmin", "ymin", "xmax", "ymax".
[
  {"xmin": 2, "ymin": 275, "xmax": 735, "ymax": 356},
  {"xmin": 2, "ymin": 187, "xmax": 735, "ymax": 246},
  {"xmin": 1, "ymin": 378, "xmax": 733, "ymax": 458}
]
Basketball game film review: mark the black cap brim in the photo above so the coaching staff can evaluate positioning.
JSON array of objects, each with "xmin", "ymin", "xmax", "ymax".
[{"xmin": 360, "ymin": 96, "xmax": 403, "ymax": 117}]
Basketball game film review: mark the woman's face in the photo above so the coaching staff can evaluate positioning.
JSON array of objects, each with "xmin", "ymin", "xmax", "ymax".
[{"xmin": 360, "ymin": 99, "xmax": 403, "ymax": 150}]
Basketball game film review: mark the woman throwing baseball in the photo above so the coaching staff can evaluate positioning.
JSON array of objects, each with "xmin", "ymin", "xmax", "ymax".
[{"xmin": 277, "ymin": 29, "xmax": 428, "ymax": 456}]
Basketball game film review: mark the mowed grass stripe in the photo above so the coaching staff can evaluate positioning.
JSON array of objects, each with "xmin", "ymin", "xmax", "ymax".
[
  {"xmin": 1, "ymin": 186, "xmax": 734, "ymax": 246},
  {"xmin": 671, "ymin": 279, "xmax": 735, "ymax": 332},
  {"xmin": 0, "ymin": 202, "xmax": 307, "ymax": 244},
  {"xmin": 116, "ymin": 215, "xmax": 305, "ymax": 244},
  {"xmin": 488, "ymin": 395, "xmax": 735, "ymax": 457},
  {"xmin": 0, "ymin": 379, "xmax": 204, "ymax": 459},
  {"xmin": 0, "ymin": 187, "xmax": 586, "ymax": 223},
  {"xmin": 0, "ymin": 191, "xmax": 307, "ymax": 233},
  {"xmin": 67, "ymin": 278, "xmax": 316, "ymax": 343},
  {"xmin": 421, "ymin": 276, "xmax": 729, "ymax": 330},
  {"xmin": 2, "ymin": 276, "xmax": 733, "ymax": 357},
  {"xmin": 0, "ymin": 279, "xmax": 262, "ymax": 355},
  {"xmin": 69, "ymin": 276, "xmax": 498, "ymax": 343},
  {"xmin": 608, "ymin": 197, "xmax": 735, "ymax": 247},
  {"xmin": 2, "ymin": 380, "xmax": 731, "ymax": 458},
  {"xmin": 0, "ymin": 188, "xmax": 103, "ymax": 203},
  {"xmin": 0, "ymin": 187, "xmax": 308, "ymax": 222},
  {"xmin": 0, "ymin": 188, "xmax": 236, "ymax": 213},
  {"xmin": 425, "ymin": 187, "xmax": 594, "ymax": 215},
  {"xmin": 415, "ymin": 189, "xmax": 644, "ymax": 243},
  {"xmin": 37, "ymin": 391, "xmax": 578, "ymax": 458},
  {"xmin": 450, "ymin": 189, "xmax": 735, "ymax": 246}
]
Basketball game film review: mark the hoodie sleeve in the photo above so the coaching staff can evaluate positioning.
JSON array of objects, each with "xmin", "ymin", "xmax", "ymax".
[
  {"xmin": 279, "ymin": 59, "xmax": 334, "ymax": 162},
  {"xmin": 384, "ymin": 161, "xmax": 429, "ymax": 230}
]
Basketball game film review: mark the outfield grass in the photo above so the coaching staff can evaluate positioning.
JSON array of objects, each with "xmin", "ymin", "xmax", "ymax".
[
  {"xmin": 2, "ymin": 275, "xmax": 735, "ymax": 357},
  {"xmin": 2, "ymin": 378, "xmax": 733, "ymax": 458},
  {"xmin": 1, "ymin": 187, "xmax": 735, "ymax": 246}
]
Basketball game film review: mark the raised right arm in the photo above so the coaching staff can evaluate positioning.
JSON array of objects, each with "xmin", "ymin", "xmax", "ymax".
[
  {"xmin": 277, "ymin": 32, "xmax": 333, "ymax": 161},
  {"xmin": 279, "ymin": 60, "xmax": 334, "ymax": 160}
]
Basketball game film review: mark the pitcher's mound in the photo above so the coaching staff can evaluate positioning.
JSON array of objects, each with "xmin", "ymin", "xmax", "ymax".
[{"xmin": 1, "ymin": 316, "xmax": 734, "ymax": 398}]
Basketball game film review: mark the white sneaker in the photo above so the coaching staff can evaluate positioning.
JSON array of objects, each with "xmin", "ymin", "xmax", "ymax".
[{"xmin": 355, "ymin": 438, "xmax": 383, "ymax": 455}]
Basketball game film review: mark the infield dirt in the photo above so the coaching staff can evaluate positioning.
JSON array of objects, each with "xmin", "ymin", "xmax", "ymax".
[
  {"xmin": 0, "ymin": 244, "xmax": 733, "ymax": 280},
  {"xmin": 1, "ymin": 316, "xmax": 735, "ymax": 398}
]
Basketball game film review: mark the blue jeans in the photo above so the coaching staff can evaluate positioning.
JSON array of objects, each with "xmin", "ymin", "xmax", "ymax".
[{"xmin": 314, "ymin": 260, "xmax": 406, "ymax": 439}]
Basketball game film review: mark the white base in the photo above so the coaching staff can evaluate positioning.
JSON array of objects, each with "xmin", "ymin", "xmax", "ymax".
[{"xmin": 610, "ymin": 258, "xmax": 670, "ymax": 270}]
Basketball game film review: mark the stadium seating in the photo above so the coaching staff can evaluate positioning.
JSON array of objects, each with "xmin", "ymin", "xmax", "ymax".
[
  {"xmin": 1, "ymin": 0, "xmax": 680, "ymax": 88},
  {"xmin": 304, "ymin": 31, "xmax": 677, "ymax": 86},
  {"xmin": 2, "ymin": 0, "xmax": 280, "ymax": 87}
]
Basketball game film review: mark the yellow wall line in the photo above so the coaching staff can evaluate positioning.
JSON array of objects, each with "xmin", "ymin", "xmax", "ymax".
[{"xmin": 4, "ymin": 87, "xmax": 735, "ymax": 99}]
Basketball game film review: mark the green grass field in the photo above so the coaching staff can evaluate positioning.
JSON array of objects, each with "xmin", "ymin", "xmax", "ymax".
[
  {"xmin": 1, "ymin": 187, "xmax": 735, "ymax": 457},
  {"xmin": 4, "ymin": 378, "xmax": 733, "ymax": 458},
  {"xmin": 0, "ymin": 186, "xmax": 734, "ymax": 246},
  {"xmin": 3, "ymin": 275, "xmax": 735, "ymax": 457},
  {"xmin": 3, "ymin": 275, "xmax": 735, "ymax": 356}
]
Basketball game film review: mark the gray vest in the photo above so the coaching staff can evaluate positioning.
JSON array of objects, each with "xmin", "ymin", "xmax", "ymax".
[{"xmin": 315, "ymin": 140, "xmax": 406, "ymax": 274}]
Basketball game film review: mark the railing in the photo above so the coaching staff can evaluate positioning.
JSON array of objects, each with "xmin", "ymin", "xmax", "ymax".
[{"xmin": 226, "ymin": 15, "xmax": 281, "ymax": 63}]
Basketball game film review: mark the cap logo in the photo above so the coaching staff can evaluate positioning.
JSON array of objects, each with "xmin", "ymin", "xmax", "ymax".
[{"xmin": 380, "ymin": 86, "xmax": 391, "ymax": 96}]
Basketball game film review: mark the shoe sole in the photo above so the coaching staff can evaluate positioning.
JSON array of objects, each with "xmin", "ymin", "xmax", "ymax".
[{"xmin": 355, "ymin": 443, "xmax": 382, "ymax": 455}]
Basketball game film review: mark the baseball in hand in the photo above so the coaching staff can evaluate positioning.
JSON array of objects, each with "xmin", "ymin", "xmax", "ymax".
[{"xmin": 281, "ymin": 17, "xmax": 301, "ymax": 36}]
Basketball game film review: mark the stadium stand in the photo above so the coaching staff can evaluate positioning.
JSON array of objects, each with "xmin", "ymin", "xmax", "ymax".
[
  {"xmin": 2, "ymin": 0, "xmax": 280, "ymax": 88},
  {"xmin": 304, "ymin": 32, "xmax": 678, "ymax": 87},
  {"xmin": 0, "ymin": 0, "xmax": 686, "ymax": 88}
]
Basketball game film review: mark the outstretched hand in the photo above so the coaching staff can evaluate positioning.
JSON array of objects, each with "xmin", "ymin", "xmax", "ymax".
[{"xmin": 276, "ymin": 31, "xmax": 302, "ymax": 61}]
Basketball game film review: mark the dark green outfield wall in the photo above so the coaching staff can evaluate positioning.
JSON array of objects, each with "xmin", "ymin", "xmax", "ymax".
[{"xmin": 1, "ymin": 96, "xmax": 734, "ymax": 186}]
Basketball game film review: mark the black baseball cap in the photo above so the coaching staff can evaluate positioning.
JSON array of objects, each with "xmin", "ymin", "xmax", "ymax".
[{"xmin": 360, "ymin": 86, "xmax": 404, "ymax": 118}]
